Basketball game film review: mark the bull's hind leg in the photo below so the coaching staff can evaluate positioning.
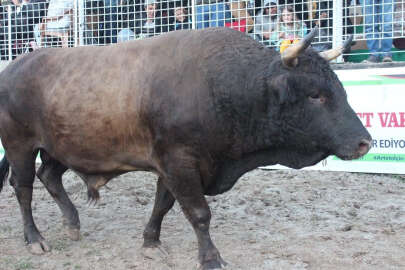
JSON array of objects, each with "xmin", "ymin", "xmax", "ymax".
[
  {"xmin": 143, "ymin": 177, "xmax": 175, "ymax": 247},
  {"xmin": 142, "ymin": 177, "xmax": 175, "ymax": 259},
  {"xmin": 8, "ymin": 149, "xmax": 51, "ymax": 254},
  {"xmin": 36, "ymin": 151, "xmax": 80, "ymax": 241}
]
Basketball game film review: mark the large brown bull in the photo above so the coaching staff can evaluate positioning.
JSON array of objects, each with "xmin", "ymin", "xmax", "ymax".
[{"xmin": 0, "ymin": 27, "xmax": 371, "ymax": 269}]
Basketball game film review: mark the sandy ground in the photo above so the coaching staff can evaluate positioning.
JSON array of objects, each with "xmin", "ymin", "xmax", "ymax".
[{"xmin": 1, "ymin": 169, "xmax": 405, "ymax": 270}]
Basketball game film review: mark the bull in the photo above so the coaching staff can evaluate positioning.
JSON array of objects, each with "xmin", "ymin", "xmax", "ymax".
[{"xmin": 0, "ymin": 27, "xmax": 371, "ymax": 269}]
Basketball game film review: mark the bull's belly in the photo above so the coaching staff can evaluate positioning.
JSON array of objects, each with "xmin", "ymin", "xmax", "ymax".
[
  {"xmin": 61, "ymin": 154, "xmax": 151, "ymax": 175},
  {"xmin": 40, "ymin": 141, "xmax": 153, "ymax": 175},
  {"xmin": 37, "ymin": 114, "xmax": 153, "ymax": 173}
]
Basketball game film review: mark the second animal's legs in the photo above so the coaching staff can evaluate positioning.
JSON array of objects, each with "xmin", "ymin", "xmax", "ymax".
[{"xmin": 36, "ymin": 151, "xmax": 80, "ymax": 241}]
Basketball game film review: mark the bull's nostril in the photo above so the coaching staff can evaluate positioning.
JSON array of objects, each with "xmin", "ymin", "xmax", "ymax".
[{"xmin": 358, "ymin": 139, "xmax": 371, "ymax": 156}]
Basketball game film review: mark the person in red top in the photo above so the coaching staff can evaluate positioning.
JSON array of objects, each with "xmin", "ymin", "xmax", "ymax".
[{"xmin": 225, "ymin": 0, "xmax": 254, "ymax": 33}]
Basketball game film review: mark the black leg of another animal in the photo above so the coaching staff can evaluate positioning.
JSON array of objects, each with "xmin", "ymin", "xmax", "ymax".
[
  {"xmin": 164, "ymin": 162, "xmax": 226, "ymax": 269},
  {"xmin": 9, "ymin": 150, "xmax": 51, "ymax": 254},
  {"xmin": 36, "ymin": 151, "xmax": 80, "ymax": 241},
  {"xmin": 143, "ymin": 177, "xmax": 175, "ymax": 248}
]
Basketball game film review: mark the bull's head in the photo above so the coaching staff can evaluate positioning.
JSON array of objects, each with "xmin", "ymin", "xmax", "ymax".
[
  {"xmin": 267, "ymin": 27, "xmax": 371, "ymax": 168},
  {"xmin": 281, "ymin": 26, "xmax": 353, "ymax": 68}
]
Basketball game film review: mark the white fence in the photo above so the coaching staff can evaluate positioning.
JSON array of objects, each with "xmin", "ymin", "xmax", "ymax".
[{"xmin": 0, "ymin": 0, "xmax": 404, "ymax": 61}]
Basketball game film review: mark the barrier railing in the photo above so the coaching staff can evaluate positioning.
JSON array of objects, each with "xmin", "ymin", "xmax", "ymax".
[{"xmin": 0, "ymin": 0, "xmax": 404, "ymax": 62}]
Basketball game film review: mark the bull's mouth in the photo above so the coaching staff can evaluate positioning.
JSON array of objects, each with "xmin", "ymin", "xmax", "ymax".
[
  {"xmin": 337, "ymin": 153, "xmax": 363, "ymax": 161},
  {"xmin": 335, "ymin": 139, "xmax": 371, "ymax": 161},
  {"xmin": 280, "ymin": 149, "xmax": 331, "ymax": 169}
]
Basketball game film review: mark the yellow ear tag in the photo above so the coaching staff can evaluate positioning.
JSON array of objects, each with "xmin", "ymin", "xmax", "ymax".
[{"xmin": 280, "ymin": 39, "xmax": 300, "ymax": 53}]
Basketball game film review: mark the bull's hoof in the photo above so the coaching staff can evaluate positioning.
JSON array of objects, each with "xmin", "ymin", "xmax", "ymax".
[
  {"xmin": 199, "ymin": 258, "xmax": 228, "ymax": 270},
  {"xmin": 62, "ymin": 217, "xmax": 80, "ymax": 241},
  {"xmin": 141, "ymin": 244, "xmax": 169, "ymax": 261},
  {"xmin": 65, "ymin": 227, "xmax": 80, "ymax": 241},
  {"xmin": 27, "ymin": 240, "xmax": 51, "ymax": 255}
]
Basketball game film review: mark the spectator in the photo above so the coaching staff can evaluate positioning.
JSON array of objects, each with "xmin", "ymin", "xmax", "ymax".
[
  {"xmin": 225, "ymin": 0, "xmax": 254, "ymax": 33},
  {"xmin": 158, "ymin": 0, "xmax": 175, "ymax": 31},
  {"xmin": 393, "ymin": 0, "xmax": 404, "ymax": 38},
  {"xmin": 254, "ymin": 0, "xmax": 278, "ymax": 46},
  {"xmin": 0, "ymin": 6, "xmax": 6, "ymax": 59},
  {"xmin": 84, "ymin": 0, "xmax": 104, "ymax": 45},
  {"xmin": 361, "ymin": 0, "xmax": 394, "ymax": 62},
  {"xmin": 309, "ymin": 0, "xmax": 332, "ymax": 51},
  {"xmin": 117, "ymin": 0, "xmax": 169, "ymax": 42},
  {"xmin": 36, "ymin": 0, "xmax": 74, "ymax": 48},
  {"xmin": 309, "ymin": 1, "xmax": 354, "ymax": 40},
  {"xmin": 278, "ymin": 0, "xmax": 309, "ymax": 27},
  {"xmin": 6, "ymin": 0, "xmax": 32, "ymax": 53},
  {"xmin": 271, "ymin": 5, "xmax": 308, "ymax": 50},
  {"xmin": 307, "ymin": 0, "xmax": 355, "ymax": 58},
  {"xmin": 102, "ymin": 0, "xmax": 119, "ymax": 43},
  {"xmin": 249, "ymin": 0, "xmax": 262, "ymax": 16},
  {"xmin": 117, "ymin": 28, "xmax": 134, "ymax": 42},
  {"xmin": 343, "ymin": 0, "xmax": 355, "ymax": 36},
  {"xmin": 138, "ymin": 0, "xmax": 171, "ymax": 37},
  {"xmin": 174, "ymin": 5, "xmax": 191, "ymax": 30},
  {"xmin": 0, "ymin": 0, "xmax": 45, "ymax": 57},
  {"xmin": 310, "ymin": 1, "xmax": 332, "ymax": 30},
  {"xmin": 195, "ymin": 0, "xmax": 231, "ymax": 29},
  {"xmin": 116, "ymin": 0, "xmax": 141, "ymax": 42},
  {"xmin": 392, "ymin": 0, "xmax": 405, "ymax": 50}
]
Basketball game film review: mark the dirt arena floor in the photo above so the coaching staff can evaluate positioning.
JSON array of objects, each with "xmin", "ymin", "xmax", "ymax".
[{"xmin": 1, "ymin": 169, "xmax": 405, "ymax": 270}]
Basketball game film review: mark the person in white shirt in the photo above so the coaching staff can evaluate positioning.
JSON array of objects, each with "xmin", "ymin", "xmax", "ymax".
[{"xmin": 36, "ymin": 0, "xmax": 74, "ymax": 47}]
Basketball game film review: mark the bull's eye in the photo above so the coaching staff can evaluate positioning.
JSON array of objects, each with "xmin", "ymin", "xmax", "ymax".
[{"xmin": 308, "ymin": 94, "xmax": 326, "ymax": 104}]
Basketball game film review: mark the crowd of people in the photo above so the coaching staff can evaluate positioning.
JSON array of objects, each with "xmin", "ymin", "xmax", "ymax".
[{"xmin": 0, "ymin": 0, "xmax": 402, "ymax": 62}]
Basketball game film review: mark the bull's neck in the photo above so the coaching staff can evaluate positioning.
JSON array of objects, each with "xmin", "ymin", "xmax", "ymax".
[
  {"xmin": 234, "ymin": 64, "xmax": 282, "ymax": 155},
  {"xmin": 207, "ymin": 52, "xmax": 282, "ymax": 158}
]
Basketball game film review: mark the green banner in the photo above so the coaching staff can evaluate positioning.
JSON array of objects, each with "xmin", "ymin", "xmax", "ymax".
[
  {"xmin": 342, "ymin": 75, "xmax": 405, "ymax": 86},
  {"xmin": 333, "ymin": 153, "xmax": 405, "ymax": 163}
]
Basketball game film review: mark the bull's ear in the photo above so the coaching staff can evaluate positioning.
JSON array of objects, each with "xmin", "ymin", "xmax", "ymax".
[{"xmin": 268, "ymin": 74, "xmax": 297, "ymax": 105}]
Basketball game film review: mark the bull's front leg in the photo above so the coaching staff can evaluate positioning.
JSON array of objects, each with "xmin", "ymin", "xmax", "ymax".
[
  {"xmin": 162, "ymin": 156, "xmax": 227, "ymax": 270},
  {"xmin": 141, "ymin": 177, "xmax": 175, "ymax": 259},
  {"xmin": 177, "ymin": 191, "xmax": 226, "ymax": 269}
]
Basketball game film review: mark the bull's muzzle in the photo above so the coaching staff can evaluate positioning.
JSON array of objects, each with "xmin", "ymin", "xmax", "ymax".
[{"xmin": 357, "ymin": 138, "xmax": 372, "ymax": 158}]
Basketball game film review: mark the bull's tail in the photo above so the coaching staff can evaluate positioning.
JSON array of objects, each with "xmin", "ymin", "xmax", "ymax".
[{"xmin": 0, "ymin": 156, "xmax": 10, "ymax": 193}]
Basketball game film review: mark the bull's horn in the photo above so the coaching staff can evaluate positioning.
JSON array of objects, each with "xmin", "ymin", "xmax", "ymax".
[
  {"xmin": 319, "ymin": 35, "xmax": 354, "ymax": 61},
  {"xmin": 281, "ymin": 25, "xmax": 319, "ymax": 68}
]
